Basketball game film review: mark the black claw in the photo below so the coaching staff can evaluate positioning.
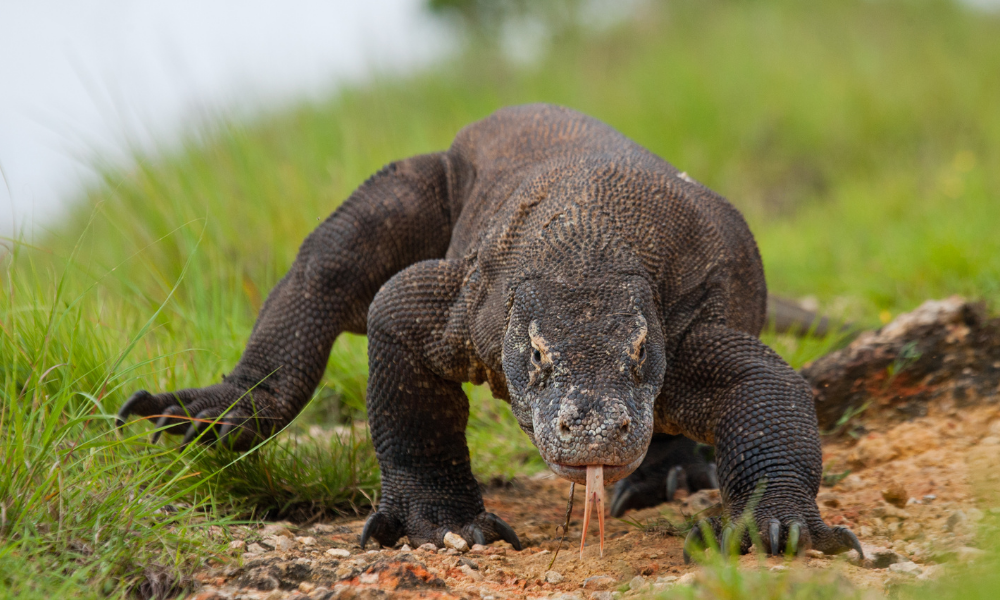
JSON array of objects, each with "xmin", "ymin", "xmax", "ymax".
[
  {"xmin": 485, "ymin": 513, "xmax": 521, "ymax": 551},
  {"xmin": 471, "ymin": 525, "xmax": 486, "ymax": 547},
  {"xmin": 786, "ymin": 522, "xmax": 801, "ymax": 556},
  {"xmin": 706, "ymin": 463, "xmax": 719, "ymax": 489},
  {"xmin": 180, "ymin": 423, "xmax": 202, "ymax": 448},
  {"xmin": 768, "ymin": 519, "xmax": 781, "ymax": 557},
  {"xmin": 117, "ymin": 390, "xmax": 151, "ymax": 427},
  {"xmin": 609, "ymin": 483, "xmax": 635, "ymax": 518},
  {"xmin": 721, "ymin": 524, "xmax": 735, "ymax": 557},
  {"xmin": 683, "ymin": 523, "xmax": 704, "ymax": 564},
  {"xmin": 360, "ymin": 513, "xmax": 379, "ymax": 550},
  {"xmin": 666, "ymin": 465, "xmax": 684, "ymax": 501},
  {"xmin": 834, "ymin": 526, "xmax": 864, "ymax": 559},
  {"xmin": 150, "ymin": 413, "xmax": 173, "ymax": 444}
]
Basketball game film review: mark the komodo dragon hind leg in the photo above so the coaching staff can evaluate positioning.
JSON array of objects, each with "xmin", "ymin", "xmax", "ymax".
[
  {"xmin": 360, "ymin": 259, "xmax": 521, "ymax": 551},
  {"xmin": 118, "ymin": 153, "xmax": 457, "ymax": 451},
  {"xmin": 609, "ymin": 434, "xmax": 718, "ymax": 517}
]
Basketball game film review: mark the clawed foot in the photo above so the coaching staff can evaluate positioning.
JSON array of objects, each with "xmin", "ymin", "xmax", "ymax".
[
  {"xmin": 116, "ymin": 385, "xmax": 277, "ymax": 451},
  {"xmin": 609, "ymin": 434, "xmax": 718, "ymax": 517},
  {"xmin": 682, "ymin": 515, "xmax": 863, "ymax": 563},
  {"xmin": 360, "ymin": 509, "xmax": 522, "ymax": 551}
]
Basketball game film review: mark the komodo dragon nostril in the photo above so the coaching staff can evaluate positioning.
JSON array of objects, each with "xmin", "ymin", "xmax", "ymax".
[
  {"xmin": 558, "ymin": 418, "xmax": 572, "ymax": 439},
  {"xmin": 619, "ymin": 417, "xmax": 631, "ymax": 434}
]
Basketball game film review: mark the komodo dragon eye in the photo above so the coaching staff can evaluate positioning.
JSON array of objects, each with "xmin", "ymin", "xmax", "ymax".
[{"xmin": 638, "ymin": 344, "xmax": 646, "ymax": 362}]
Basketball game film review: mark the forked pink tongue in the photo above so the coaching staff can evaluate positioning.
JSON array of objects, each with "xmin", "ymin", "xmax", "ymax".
[{"xmin": 579, "ymin": 465, "xmax": 605, "ymax": 558}]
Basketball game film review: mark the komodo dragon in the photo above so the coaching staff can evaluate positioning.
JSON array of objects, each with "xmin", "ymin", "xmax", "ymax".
[{"xmin": 118, "ymin": 103, "xmax": 862, "ymax": 560}]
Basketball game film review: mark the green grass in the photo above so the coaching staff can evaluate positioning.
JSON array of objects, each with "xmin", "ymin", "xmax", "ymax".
[{"xmin": 3, "ymin": 0, "xmax": 1000, "ymax": 597}]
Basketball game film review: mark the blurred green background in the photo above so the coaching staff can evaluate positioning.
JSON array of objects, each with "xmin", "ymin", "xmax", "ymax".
[{"xmin": 2, "ymin": 0, "xmax": 999, "ymax": 597}]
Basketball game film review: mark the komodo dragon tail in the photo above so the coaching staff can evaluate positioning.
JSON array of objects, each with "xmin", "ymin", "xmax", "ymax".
[{"xmin": 766, "ymin": 294, "xmax": 854, "ymax": 337}]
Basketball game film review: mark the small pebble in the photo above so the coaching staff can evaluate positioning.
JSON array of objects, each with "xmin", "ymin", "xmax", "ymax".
[
  {"xmin": 297, "ymin": 582, "xmax": 316, "ymax": 593},
  {"xmin": 418, "ymin": 543, "xmax": 438, "ymax": 552},
  {"xmin": 444, "ymin": 531, "xmax": 470, "ymax": 552},
  {"xmin": 296, "ymin": 536, "xmax": 317, "ymax": 547},
  {"xmin": 400, "ymin": 544, "xmax": 412, "ymax": 552},
  {"xmin": 805, "ymin": 549, "xmax": 825, "ymax": 559},
  {"xmin": 590, "ymin": 593, "xmax": 614, "ymax": 600},
  {"xmin": 325, "ymin": 548, "xmax": 351, "ymax": 558},
  {"xmin": 246, "ymin": 543, "xmax": 267, "ymax": 554},
  {"xmin": 460, "ymin": 564, "xmax": 483, "ymax": 581},
  {"xmin": 545, "ymin": 570, "xmax": 565, "ymax": 584},
  {"xmin": 769, "ymin": 565, "xmax": 789, "ymax": 572},
  {"xmin": 228, "ymin": 540, "xmax": 246, "ymax": 552},
  {"xmin": 677, "ymin": 572, "xmax": 697, "ymax": 585},
  {"xmin": 889, "ymin": 561, "xmax": 922, "ymax": 576},
  {"xmin": 582, "ymin": 575, "xmax": 616, "ymax": 590},
  {"xmin": 470, "ymin": 544, "xmax": 488, "ymax": 553},
  {"xmin": 359, "ymin": 572, "xmax": 379, "ymax": 584},
  {"xmin": 628, "ymin": 575, "xmax": 646, "ymax": 590}
]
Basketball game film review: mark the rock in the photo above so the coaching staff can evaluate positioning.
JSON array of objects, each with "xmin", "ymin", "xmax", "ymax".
[
  {"xmin": 805, "ymin": 549, "xmax": 825, "ymax": 559},
  {"xmin": 677, "ymin": 572, "xmax": 697, "ymax": 585},
  {"xmin": 418, "ymin": 543, "xmax": 438, "ymax": 552},
  {"xmin": 628, "ymin": 575, "xmax": 647, "ymax": 591},
  {"xmin": 298, "ymin": 582, "xmax": 316, "ymax": 593},
  {"xmin": 470, "ymin": 543, "xmax": 488, "ymax": 553},
  {"xmin": 590, "ymin": 593, "xmax": 614, "ymax": 600},
  {"xmin": 923, "ymin": 495, "xmax": 937, "ymax": 503},
  {"xmin": 582, "ymin": 575, "xmax": 617, "ymax": 590},
  {"xmin": 265, "ymin": 536, "xmax": 294, "ymax": 552},
  {"xmin": 859, "ymin": 525, "xmax": 874, "ymax": 537},
  {"xmin": 873, "ymin": 503, "xmax": 911, "ymax": 520},
  {"xmin": 325, "ymin": 548, "xmax": 351, "ymax": 558},
  {"xmin": 550, "ymin": 594, "xmax": 583, "ymax": 600},
  {"xmin": 655, "ymin": 576, "xmax": 678, "ymax": 585},
  {"xmin": 847, "ymin": 545, "xmax": 903, "ymax": 568},
  {"xmin": 946, "ymin": 510, "xmax": 967, "ymax": 532},
  {"xmin": 918, "ymin": 564, "xmax": 944, "ymax": 581},
  {"xmin": 296, "ymin": 536, "xmax": 317, "ymax": 547},
  {"xmin": 311, "ymin": 523, "xmax": 336, "ymax": 534},
  {"xmin": 246, "ymin": 542, "xmax": 267, "ymax": 554},
  {"xmin": 399, "ymin": 544, "xmax": 412, "ymax": 552},
  {"xmin": 229, "ymin": 540, "xmax": 246, "ymax": 552},
  {"xmin": 308, "ymin": 587, "xmax": 331, "ymax": 598},
  {"xmin": 882, "ymin": 483, "xmax": 910, "ymax": 508},
  {"xmin": 261, "ymin": 523, "xmax": 295, "ymax": 539},
  {"xmin": 460, "ymin": 564, "xmax": 483, "ymax": 581},
  {"xmin": 871, "ymin": 547, "xmax": 905, "ymax": 569},
  {"xmin": 680, "ymin": 489, "xmax": 723, "ymax": 517},
  {"xmin": 769, "ymin": 565, "xmax": 789, "ymax": 572},
  {"xmin": 443, "ymin": 532, "xmax": 469, "ymax": 552},
  {"xmin": 359, "ymin": 572, "xmax": 379, "ymax": 584},
  {"xmin": 545, "ymin": 570, "xmax": 565, "ymax": 584},
  {"xmin": 889, "ymin": 561, "xmax": 922, "ymax": 576}
]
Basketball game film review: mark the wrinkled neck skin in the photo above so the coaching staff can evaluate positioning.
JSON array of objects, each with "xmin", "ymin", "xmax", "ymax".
[{"xmin": 500, "ymin": 267, "xmax": 666, "ymax": 485}]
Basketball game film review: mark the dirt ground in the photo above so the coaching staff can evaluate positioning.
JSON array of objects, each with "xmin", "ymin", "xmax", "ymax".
[
  {"xmin": 187, "ymin": 396, "xmax": 1000, "ymax": 600},
  {"xmin": 188, "ymin": 298, "xmax": 1000, "ymax": 600}
]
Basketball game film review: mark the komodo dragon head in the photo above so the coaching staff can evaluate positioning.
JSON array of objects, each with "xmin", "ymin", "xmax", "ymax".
[{"xmin": 500, "ymin": 273, "xmax": 666, "ymax": 486}]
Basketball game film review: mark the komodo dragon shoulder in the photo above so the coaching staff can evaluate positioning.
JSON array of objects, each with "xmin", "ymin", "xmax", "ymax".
[{"xmin": 119, "ymin": 103, "xmax": 862, "ymax": 559}]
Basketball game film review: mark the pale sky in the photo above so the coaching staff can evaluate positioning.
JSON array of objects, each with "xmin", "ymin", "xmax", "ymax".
[{"xmin": 0, "ymin": 0, "xmax": 451, "ymax": 238}]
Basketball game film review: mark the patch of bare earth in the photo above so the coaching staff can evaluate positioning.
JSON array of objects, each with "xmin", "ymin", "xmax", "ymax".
[{"xmin": 189, "ymin": 298, "xmax": 999, "ymax": 599}]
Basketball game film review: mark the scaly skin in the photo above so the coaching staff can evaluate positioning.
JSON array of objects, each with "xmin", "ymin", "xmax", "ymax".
[{"xmin": 119, "ymin": 104, "xmax": 861, "ymax": 558}]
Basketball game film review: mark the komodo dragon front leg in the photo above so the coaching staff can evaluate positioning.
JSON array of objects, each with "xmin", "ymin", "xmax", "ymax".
[
  {"xmin": 117, "ymin": 153, "xmax": 456, "ymax": 450},
  {"xmin": 658, "ymin": 324, "xmax": 863, "ymax": 558},
  {"xmin": 359, "ymin": 259, "xmax": 522, "ymax": 550}
]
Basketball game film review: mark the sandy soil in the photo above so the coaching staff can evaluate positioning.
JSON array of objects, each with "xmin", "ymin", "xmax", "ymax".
[{"xmin": 187, "ymin": 394, "xmax": 1000, "ymax": 600}]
